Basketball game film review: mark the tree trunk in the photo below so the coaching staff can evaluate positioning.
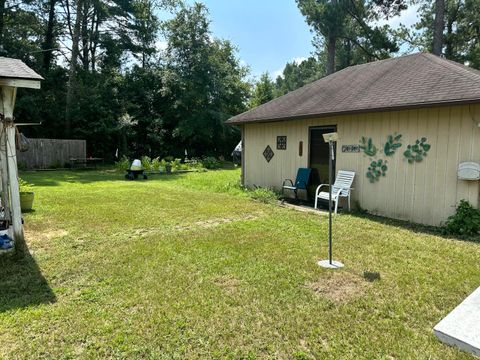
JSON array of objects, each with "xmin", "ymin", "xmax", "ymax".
[
  {"xmin": 81, "ymin": 0, "xmax": 89, "ymax": 71},
  {"xmin": 0, "ymin": 0, "xmax": 5, "ymax": 47},
  {"xmin": 42, "ymin": 0, "xmax": 57, "ymax": 72},
  {"xmin": 326, "ymin": 34, "xmax": 336, "ymax": 75},
  {"xmin": 65, "ymin": 0, "xmax": 84, "ymax": 137},
  {"xmin": 89, "ymin": 7, "xmax": 98, "ymax": 71},
  {"xmin": 432, "ymin": 0, "xmax": 445, "ymax": 56}
]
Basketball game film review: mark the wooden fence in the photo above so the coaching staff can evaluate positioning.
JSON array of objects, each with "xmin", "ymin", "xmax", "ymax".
[{"xmin": 17, "ymin": 138, "xmax": 86, "ymax": 169}]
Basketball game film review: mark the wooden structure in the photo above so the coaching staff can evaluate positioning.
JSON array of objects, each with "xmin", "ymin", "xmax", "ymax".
[
  {"xmin": 17, "ymin": 138, "xmax": 86, "ymax": 169},
  {"xmin": 227, "ymin": 53, "xmax": 480, "ymax": 226},
  {"xmin": 0, "ymin": 57, "xmax": 42, "ymax": 255}
]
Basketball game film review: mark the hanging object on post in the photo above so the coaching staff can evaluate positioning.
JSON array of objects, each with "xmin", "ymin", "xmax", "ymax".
[{"xmin": 15, "ymin": 126, "xmax": 30, "ymax": 152}]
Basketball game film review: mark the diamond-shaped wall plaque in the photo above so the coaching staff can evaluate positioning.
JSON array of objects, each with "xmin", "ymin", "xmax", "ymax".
[{"xmin": 263, "ymin": 145, "xmax": 274, "ymax": 163}]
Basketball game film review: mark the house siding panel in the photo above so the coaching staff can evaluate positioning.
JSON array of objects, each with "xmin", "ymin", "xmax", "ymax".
[{"xmin": 243, "ymin": 104, "xmax": 480, "ymax": 226}]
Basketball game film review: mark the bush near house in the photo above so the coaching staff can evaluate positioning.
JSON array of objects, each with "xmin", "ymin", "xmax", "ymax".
[{"xmin": 442, "ymin": 200, "xmax": 480, "ymax": 238}]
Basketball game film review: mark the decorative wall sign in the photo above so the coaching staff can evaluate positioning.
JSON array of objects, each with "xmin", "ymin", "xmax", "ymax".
[
  {"xmin": 359, "ymin": 136, "xmax": 377, "ymax": 157},
  {"xmin": 277, "ymin": 136, "xmax": 287, "ymax": 150},
  {"xmin": 299, "ymin": 141, "xmax": 303, "ymax": 157},
  {"xmin": 404, "ymin": 137, "xmax": 430, "ymax": 163},
  {"xmin": 263, "ymin": 145, "xmax": 274, "ymax": 163},
  {"xmin": 342, "ymin": 145, "xmax": 360, "ymax": 153},
  {"xmin": 384, "ymin": 133, "xmax": 402, "ymax": 156},
  {"xmin": 366, "ymin": 159, "xmax": 388, "ymax": 183}
]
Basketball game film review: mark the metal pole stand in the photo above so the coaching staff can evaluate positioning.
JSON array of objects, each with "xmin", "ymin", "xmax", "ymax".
[{"xmin": 318, "ymin": 138, "xmax": 344, "ymax": 269}]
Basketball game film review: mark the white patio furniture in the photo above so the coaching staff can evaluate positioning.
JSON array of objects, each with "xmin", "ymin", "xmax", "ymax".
[{"xmin": 314, "ymin": 170, "xmax": 355, "ymax": 214}]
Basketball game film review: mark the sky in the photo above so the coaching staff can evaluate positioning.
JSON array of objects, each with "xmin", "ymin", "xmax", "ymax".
[{"xmin": 179, "ymin": 1, "xmax": 421, "ymax": 80}]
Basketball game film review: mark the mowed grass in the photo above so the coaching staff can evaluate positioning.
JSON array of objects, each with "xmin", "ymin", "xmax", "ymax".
[{"xmin": 1, "ymin": 168, "xmax": 479, "ymax": 359}]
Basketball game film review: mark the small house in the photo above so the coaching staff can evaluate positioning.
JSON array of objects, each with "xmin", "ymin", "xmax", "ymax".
[{"xmin": 226, "ymin": 53, "xmax": 480, "ymax": 226}]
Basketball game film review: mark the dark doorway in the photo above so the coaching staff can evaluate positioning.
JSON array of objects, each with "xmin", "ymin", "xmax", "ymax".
[{"xmin": 309, "ymin": 126, "xmax": 337, "ymax": 196}]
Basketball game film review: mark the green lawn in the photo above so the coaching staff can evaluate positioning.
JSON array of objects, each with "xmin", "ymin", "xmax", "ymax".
[{"xmin": 1, "ymin": 168, "xmax": 479, "ymax": 359}]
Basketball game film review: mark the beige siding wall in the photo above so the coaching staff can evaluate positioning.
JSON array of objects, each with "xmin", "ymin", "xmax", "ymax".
[{"xmin": 243, "ymin": 104, "xmax": 480, "ymax": 226}]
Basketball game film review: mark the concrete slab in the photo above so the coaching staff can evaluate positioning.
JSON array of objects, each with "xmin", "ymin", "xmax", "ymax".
[
  {"xmin": 279, "ymin": 201, "xmax": 328, "ymax": 215},
  {"xmin": 434, "ymin": 286, "xmax": 480, "ymax": 356}
]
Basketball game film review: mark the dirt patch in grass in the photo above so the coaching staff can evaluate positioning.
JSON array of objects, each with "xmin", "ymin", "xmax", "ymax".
[
  {"xmin": 308, "ymin": 271, "xmax": 370, "ymax": 303},
  {"xmin": 213, "ymin": 275, "xmax": 242, "ymax": 293},
  {"xmin": 131, "ymin": 214, "xmax": 262, "ymax": 238},
  {"xmin": 25, "ymin": 229, "xmax": 69, "ymax": 242},
  {"xmin": 189, "ymin": 214, "xmax": 259, "ymax": 229}
]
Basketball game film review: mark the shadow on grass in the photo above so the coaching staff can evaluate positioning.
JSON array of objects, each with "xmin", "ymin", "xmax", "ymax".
[
  {"xmin": 0, "ymin": 250, "xmax": 56, "ymax": 313},
  {"xmin": 348, "ymin": 211, "xmax": 480, "ymax": 243},
  {"xmin": 20, "ymin": 170, "xmax": 186, "ymax": 187}
]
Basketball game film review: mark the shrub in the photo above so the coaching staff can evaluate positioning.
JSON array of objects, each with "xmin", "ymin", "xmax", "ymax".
[
  {"xmin": 151, "ymin": 157, "xmax": 161, "ymax": 171},
  {"xmin": 201, "ymin": 156, "xmax": 221, "ymax": 169},
  {"xmin": 185, "ymin": 157, "xmax": 204, "ymax": 169},
  {"xmin": 141, "ymin": 156, "xmax": 152, "ymax": 171},
  {"xmin": 170, "ymin": 158, "xmax": 183, "ymax": 171},
  {"xmin": 115, "ymin": 156, "xmax": 130, "ymax": 170},
  {"xmin": 249, "ymin": 187, "xmax": 279, "ymax": 204},
  {"xmin": 442, "ymin": 200, "xmax": 480, "ymax": 237}
]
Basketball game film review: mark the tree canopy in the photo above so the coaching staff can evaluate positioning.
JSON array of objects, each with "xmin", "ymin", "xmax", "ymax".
[{"xmin": 2, "ymin": 0, "xmax": 480, "ymax": 161}]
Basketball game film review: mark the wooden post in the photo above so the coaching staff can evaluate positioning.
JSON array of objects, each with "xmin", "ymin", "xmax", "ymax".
[
  {"xmin": 1, "ymin": 86, "xmax": 26, "ymax": 257},
  {"xmin": 241, "ymin": 125, "xmax": 245, "ymax": 187},
  {"xmin": 0, "ymin": 121, "xmax": 11, "ymax": 224}
]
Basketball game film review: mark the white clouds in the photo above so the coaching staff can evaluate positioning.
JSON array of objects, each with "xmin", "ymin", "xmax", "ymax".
[
  {"xmin": 272, "ymin": 56, "xmax": 308, "ymax": 79},
  {"xmin": 376, "ymin": 4, "xmax": 420, "ymax": 29},
  {"xmin": 292, "ymin": 56, "xmax": 307, "ymax": 65},
  {"xmin": 273, "ymin": 68, "xmax": 284, "ymax": 79}
]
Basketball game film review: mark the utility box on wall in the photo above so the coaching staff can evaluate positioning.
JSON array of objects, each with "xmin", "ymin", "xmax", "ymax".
[{"xmin": 458, "ymin": 162, "xmax": 480, "ymax": 180}]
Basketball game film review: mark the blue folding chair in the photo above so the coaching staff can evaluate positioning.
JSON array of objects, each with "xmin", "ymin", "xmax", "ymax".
[{"xmin": 282, "ymin": 168, "xmax": 312, "ymax": 200}]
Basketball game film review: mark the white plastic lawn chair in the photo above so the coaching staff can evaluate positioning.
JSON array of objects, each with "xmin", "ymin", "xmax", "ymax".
[{"xmin": 314, "ymin": 170, "xmax": 355, "ymax": 214}]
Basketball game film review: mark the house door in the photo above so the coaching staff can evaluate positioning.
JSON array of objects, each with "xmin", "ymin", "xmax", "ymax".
[{"xmin": 309, "ymin": 126, "xmax": 337, "ymax": 192}]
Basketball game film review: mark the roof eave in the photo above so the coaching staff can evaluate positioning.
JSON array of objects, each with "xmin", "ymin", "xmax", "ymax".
[
  {"xmin": 0, "ymin": 77, "xmax": 42, "ymax": 89},
  {"xmin": 226, "ymin": 98, "xmax": 480, "ymax": 125}
]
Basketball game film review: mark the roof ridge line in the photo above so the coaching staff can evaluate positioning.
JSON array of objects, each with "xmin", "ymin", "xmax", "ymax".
[{"xmin": 421, "ymin": 53, "xmax": 480, "ymax": 81}]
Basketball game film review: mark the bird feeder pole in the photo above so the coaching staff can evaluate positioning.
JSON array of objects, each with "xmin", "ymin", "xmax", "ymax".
[{"xmin": 318, "ymin": 132, "xmax": 344, "ymax": 269}]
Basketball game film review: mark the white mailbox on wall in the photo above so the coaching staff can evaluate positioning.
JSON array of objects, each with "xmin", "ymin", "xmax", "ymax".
[{"xmin": 458, "ymin": 162, "xmax": 480, "ymax": 180}]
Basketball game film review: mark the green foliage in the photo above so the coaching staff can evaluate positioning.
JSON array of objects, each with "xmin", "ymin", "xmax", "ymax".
[
  {"xmin": 115, "ymin": 156, "xmax": 130, "ymax": 171},
  {"xmin": 170, "ymin": 159, "xmax": 183, "ymax": 171},
  {"xmin": 141, "ymin": 156, "xmax": 152, "ymax": 171},
  {"xmin": 366, "ymin": 159, "xmax": 388, "ymax": 183},
  {"xmin": 11, "ymin": 1, "xmax": 247, "ymax": 161},
  {"xmin": 184, "ymin": 158, "xmax": 203, "ymax": 169},
  {"xmin": 275, "ymin": 57, "xmax": 324, "ymax": 96},
  {"xmin": 359, "ymin": 136, "xmax": 377, "ymax": 157},
  {"xmin": 249, "ymin": 187, "xmax": 279, "ymax": 204},
  {"xmin": 404, "ymin": 0, "xmax": 480, "ymax": 69},
  {"xmin": 18, "ymin": 178, "xmax": 34, "ymax": 193},
  {"xmin": 296, "ymin": 0, "xmax": 400, "ymax": 73},
  {"xmin": 162, "ymin": 3, "xmax": 249, "ymax": 156},
  {"xmin": 151, "ymin": 157, "xmax": 162, "ymax": 171},
  {"xmin": 442, "ymin": 200, "xmax": 480, "ymax": 238},
  {"xmin": 404, "ymin": 137, "xmax": 431, "ymax": 164},
  {"xmin": 201, "ymin": 156, "xmax": 221, "ymax": 169},
  {"xmin": 384, "ymin": 133, "xmax": 402, "ymax": 156},
  {"xmin": 249, "ymin": 72, "xmax": 275, "ymax": 108}
]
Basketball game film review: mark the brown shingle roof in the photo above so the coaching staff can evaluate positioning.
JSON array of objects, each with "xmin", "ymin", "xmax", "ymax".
[
  {"xmin": 0, "ymin": 57, "xmax": 43, "ymax": 81},
  {"xmin": 226, "ymin": 53, "xmax": 480, "ymax": 124}
]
